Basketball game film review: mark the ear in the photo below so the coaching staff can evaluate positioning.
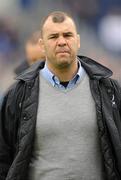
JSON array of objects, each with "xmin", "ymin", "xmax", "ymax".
[
  {"xmin": 38, "ymin": 38, "xmax": 45, "ymax": 52},
  {"xmin": 77, "ymin": 34, "xmax": 80, "ymax": 49},
  {"xmin": 38, "ymin": 38, "xmax": 43, "ymax": 46}
]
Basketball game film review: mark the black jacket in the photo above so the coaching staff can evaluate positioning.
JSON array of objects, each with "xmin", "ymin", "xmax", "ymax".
[{"xmin": 0, "ymin": 56, "xmax": 121, "ymax": 180}]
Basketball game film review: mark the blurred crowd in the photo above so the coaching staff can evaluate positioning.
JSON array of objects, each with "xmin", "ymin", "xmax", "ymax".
[
  {"xmin": 0, "ymin": 0, "xmax": 121, "ymax": 101},
  {"xmin": 0, "ymin": 17, "xmax": 20, "ymax": 100},
  {"xmin": 0, "ymin": 18, "xmax": 20, "ymax": 65}
]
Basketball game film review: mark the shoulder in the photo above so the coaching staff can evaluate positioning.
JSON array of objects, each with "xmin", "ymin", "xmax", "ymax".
[
  {"xmin": 100, "ymin": 77, "xmax": 120, "ymax": 87},
  {"xmin": 100, "ymin": 78, "xmax": 121, "ymax": 105},
  {"xmin": 109, "ymin": 78, "xmax": 121, "ymax": 98},
  {"xmin": 102, "ymin": 78, "xmax": 121, "ymax": 91},
  {"xmin": 1, "ymin": 80, "xmax": 25, "ymax": 110}
]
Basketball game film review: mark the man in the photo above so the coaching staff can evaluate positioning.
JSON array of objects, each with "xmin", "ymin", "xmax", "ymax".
[
  {"xmin": 0, "ymin": 11, "xmax": 121, "ymax": 180},
  {"xmin": 14, "ymin": 30, "xmax": 45, "ymax": 75}
]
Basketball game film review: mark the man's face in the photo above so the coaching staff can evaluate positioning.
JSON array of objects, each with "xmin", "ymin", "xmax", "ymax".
[{"xmin": 41, "ymin": 16, "xmax": 80, "ymax": 70}]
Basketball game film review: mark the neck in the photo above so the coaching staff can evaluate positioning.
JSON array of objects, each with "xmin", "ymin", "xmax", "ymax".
[{"xmin": 47, "ymin": 60, "xmax": 78, "ymax": 82}]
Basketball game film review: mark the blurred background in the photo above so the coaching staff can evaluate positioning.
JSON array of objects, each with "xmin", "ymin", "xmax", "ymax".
[{"xmin": 0, "ymin": 0, "xmax": 121, "ymax": 99}]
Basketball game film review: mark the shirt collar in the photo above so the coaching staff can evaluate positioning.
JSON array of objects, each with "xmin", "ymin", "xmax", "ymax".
[
  {"xmin": 40, "ymin": 59, "xmax": 85, "ymax": 88},
  {"xmin": 40, "ymin": 63, "xmax": 55, "ymax": 86}
]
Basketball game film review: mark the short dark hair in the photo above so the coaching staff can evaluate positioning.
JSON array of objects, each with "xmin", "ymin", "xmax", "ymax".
[{"xmin": 40, "ymin": 11, "xmax": 76, "ymax": 37}]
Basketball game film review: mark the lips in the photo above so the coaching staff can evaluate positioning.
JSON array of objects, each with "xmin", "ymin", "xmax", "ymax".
[{"xmin": 56, "ymin": 50, "xmax": 70, "ymax": 54}]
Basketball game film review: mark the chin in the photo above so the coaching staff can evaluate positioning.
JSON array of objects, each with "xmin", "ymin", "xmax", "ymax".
[{"xmin": 57, "ymin": 59, "xmax": 71, "ymax": 68}]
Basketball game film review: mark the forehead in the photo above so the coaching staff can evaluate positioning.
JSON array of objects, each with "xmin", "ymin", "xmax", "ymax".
[{"xmin": 42, "ymin": 16, "xmax": 77, "ymax": 35}]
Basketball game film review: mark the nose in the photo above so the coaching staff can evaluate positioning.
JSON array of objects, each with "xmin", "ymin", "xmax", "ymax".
[{"xmin": 57, "ymin": 36, "xmax": 67, "ymax": 47}]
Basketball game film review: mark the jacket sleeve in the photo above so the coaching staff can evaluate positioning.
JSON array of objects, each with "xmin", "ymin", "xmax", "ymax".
[{"xmin": 0, "ymin": 83, "xmax": 19, "ymax": 180}]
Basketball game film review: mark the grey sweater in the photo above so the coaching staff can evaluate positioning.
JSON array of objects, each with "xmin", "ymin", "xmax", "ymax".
[{"xmin": 29, "ymin": 72, "xmax": 104, "ymax": 180}]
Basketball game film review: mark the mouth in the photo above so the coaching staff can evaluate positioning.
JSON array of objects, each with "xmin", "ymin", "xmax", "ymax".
[{"xmin": 56, "ymin": 50, "xmax": 70, "ymax": 55}]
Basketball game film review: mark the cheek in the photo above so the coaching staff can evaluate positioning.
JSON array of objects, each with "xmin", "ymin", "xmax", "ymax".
[
  {"xmin": 46, "ymin": 44, "xmax": 55, "ymax": 53},
  {"xmin": 68, "ymin": 39, "xmax": 77, "ymax": 48},
  {"xmin": 70, "ymin": 42, "xmax": 78, "ymax": 51},
  {"xmin": 44, "ymin": 45, "xmax": 49, "ymax": 53},
  {"xmin": 44, "ymin": 45, "xmax": 54, "ymax": 58},
  {"xmin": 73, "ymin": 40, "xmax": 80, "ymax": 50}
]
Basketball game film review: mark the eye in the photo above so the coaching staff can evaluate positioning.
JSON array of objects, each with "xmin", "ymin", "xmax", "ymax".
[
  {"xmin": 64, "ymin": 33, "xmax": 73, "ymax": 38},
  {"xmin": 48, "ymin": 34, "xmax": 58, "ymax": 39},
  {"xmin": 49, "ymin": 36, "xmax": 55, "ymax": 39}
]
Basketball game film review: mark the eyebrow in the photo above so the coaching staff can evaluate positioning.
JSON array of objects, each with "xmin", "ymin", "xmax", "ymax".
[
  {"xmin": 48, "ymin": 33, "xmax": 59, "ymax": 37},
  {"xmin": 48, "ymin": 31, "xmax": 74, "ymax": 37},
  {"xmin": 63, "ymin": 32, "xmax": 74, "ymax": 35}
]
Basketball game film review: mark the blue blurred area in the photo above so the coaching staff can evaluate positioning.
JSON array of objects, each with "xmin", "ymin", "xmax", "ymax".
[
  {"xmin": 20, "ymin": 0, "xmax": 33, "ymax": 8},
  {"xmin": 0, "ymin": 0, "xmax": 120, "ymax": 96},
  {"xmin": 19, "ymin": 0, "xmax": 37, "ymax": 9}
]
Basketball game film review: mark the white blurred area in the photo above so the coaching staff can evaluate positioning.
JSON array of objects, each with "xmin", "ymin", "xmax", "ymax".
[
  {"xmin": 0, "ymin": 0, "xmax": 121, "ymax": 100},
  {"xmin": 98, "ymin": 14, "xmax": 121, "ymax": 53},
  {"xmin": 0, "ymin": 0, "xmax": 17, "ymax": 14}
]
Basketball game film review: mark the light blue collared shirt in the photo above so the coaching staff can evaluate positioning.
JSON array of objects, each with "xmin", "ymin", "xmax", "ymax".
[{"xmin": 40, "ymin": 60, "xmax": 85, "ymax": 90}]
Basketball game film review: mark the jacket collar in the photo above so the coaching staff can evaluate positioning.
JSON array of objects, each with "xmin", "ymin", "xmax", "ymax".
[
  {"xmin": 16, "ymin": 56, "xmax": 112, "ymax": 81},
  {"xmin": 16, "ymin": 60, "xmax": 45, "ymax": 81},
  {"xmin": 79, "ymin": 55, "xmax": 112, "ymax": 79}
]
